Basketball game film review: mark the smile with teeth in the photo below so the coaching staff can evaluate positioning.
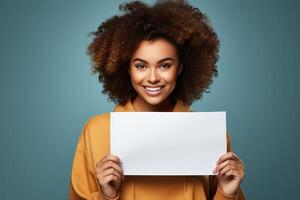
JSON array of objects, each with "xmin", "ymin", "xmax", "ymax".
[{"xmin": 143, "ymin": 86, "xmax": 164, "ymax": 96}]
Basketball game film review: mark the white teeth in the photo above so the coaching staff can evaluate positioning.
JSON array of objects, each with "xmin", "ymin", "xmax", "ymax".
[{"xmin": 145, "ymin": 87, "xmax": 162, "ymax": 91}]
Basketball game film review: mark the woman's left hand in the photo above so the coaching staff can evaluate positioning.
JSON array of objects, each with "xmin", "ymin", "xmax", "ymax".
[{"xmin": 213, "ymin": 152, "xmax": 245, "ymax": 196}]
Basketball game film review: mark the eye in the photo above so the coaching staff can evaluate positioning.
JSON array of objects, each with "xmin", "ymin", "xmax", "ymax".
[
  {"xmin": 160, "ymin": 63, "xmax": 171, "ymax": 69},
  {"xmin": 135, "ymin": 63, "xmax": 146, "ymax": 70}
]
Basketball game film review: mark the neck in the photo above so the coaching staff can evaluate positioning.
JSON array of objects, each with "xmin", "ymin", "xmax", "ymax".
[{"xmin": 132, "ymin": 96, "xmax": 175, "ymax": 112}]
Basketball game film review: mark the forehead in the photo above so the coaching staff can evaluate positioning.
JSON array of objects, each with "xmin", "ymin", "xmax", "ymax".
[{"xmin": 131, "ymin": 38, "xmax": 178, "ymax": 62}]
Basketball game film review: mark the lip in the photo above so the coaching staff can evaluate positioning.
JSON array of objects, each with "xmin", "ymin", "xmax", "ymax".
[
  {"xmin": 143, "ymin": 85, "xmax": 165, "ymax": 87},
  {"xmin": 143, "ymin": 85, "xmax": 165, "ymax": 96}
]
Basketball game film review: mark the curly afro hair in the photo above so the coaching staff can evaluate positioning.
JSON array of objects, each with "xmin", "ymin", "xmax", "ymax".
[{"xmin": 87, "ymin": 0, "xmax": 220, "ymax": 106}]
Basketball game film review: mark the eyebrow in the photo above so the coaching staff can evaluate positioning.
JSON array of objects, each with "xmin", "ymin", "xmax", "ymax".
[{"xmin": 132, "ymin": 57, "xmax": 175, "ymax": 64}]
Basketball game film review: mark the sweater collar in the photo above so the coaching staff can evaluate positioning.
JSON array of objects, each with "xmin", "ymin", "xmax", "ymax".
[{"xmin": 113, "ymin": 99, "xmax": 190, "ymax": 112}]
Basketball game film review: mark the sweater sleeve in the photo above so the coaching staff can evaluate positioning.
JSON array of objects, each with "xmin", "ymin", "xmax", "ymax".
[
  {"xmin": 210, "ymin": 131, "xmax": 246, "ymax": 200},
  {"xmin": 69, "ymin": 123, "xmax": 120, "ymax": 200}
]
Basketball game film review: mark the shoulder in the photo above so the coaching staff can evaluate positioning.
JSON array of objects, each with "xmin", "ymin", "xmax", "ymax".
[
  {"xmin": 76, "ymin": 113, "xmax": 111, "ymax": 159},
  {"xmin": 78, "ymin": 112, "xmax": 110, "ymax": 142},
  {"xmin": 72, "ymin": 113, "xmax": 111, "ymax": 172},
  {"xmin": 84, "ymin": 112, "xmax": 110, "ymax": 129}
]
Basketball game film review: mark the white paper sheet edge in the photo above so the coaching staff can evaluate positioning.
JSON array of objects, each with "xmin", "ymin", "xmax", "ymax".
[{"xmin": 110, "ymin": 112, "xmax": 226, "ymax": 175}]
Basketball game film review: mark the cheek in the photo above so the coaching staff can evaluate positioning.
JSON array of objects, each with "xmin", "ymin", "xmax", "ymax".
[
  {"xmin": 163, "ymin": 70, "xmax": 178, "ymax": 85},
  {"xmin": 130, "ymin": 71, "xmax": 144, "ymax": 85}
]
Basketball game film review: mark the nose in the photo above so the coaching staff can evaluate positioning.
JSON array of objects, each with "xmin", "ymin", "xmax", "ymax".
[{"xmin": 147, "ymin": 68, "xmax": 160, "ymax": 84}]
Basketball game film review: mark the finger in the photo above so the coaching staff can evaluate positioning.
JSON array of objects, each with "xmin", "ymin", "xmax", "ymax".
[
  {"xmin": 218, "ymin": 162, "xmax": 241, "ymax": 176},
  {"xmin": 95, "ymin": 160, "xmax": 124, "ymax": 181},
  {"xmin": 96, "ymin": 155, "xmax": 122, "ymax": 168},
  {"xmin": 100, "ymin": 169, "xmax": 122, "ymax": 183},
  {"xmin": 231, "ymin": 152, "xmax": 244, "ymax": 164},
  {"xmin": 214, "ymin": 159, "xmax": 236, "ymax": 174},
  {"xmin": 222, "ymin": 169, "xmax": 243, "ymax": 180},
  {"xmin": 95, "ymin": 155, "xmax": 108, "ymax": 169},
  {"xmin": 100, "ymin": 160, "xmax": 123, "ymax": 175},
  {"xmin": 102, "ymin": 166, "xmax": 122, "ymax": 175},
  {"xmin": 215, "ymin": 159, "xmax": 244, "ymax": 174},
  {"xmin": 102, "ymin": 174, "xmax": 121, "ymax": 185},
  {"xmin": 217, "ymin": 152, "xmax": 240, "ymax": 164},
  {"xmin": 97, "ymin": 168, "xmax": 123, "ymax": 185},
  {"xmin": 97, "ymin": 155, "xmax": 122, "ymax": 167},
  {"xmin": 102, "ymin": 168, "xmax": 124, "ymax": 180},
  {"xmin": 100, "ymin": 155, "xmax": 109, "ymax": 162},
  {"xmin": 106, "ymin": 155, "xmax": 122, "ymax": 163}
]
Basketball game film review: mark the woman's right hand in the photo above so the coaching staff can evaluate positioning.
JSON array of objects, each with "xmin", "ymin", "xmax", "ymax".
[{"xmin": 95, "ymin": 155, "xmax": 124, "ymax": 199}]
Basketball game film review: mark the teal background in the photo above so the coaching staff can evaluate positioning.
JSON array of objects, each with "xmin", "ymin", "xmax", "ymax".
[{"xmin": 0, "ymin": 0, "xmax": 299, "ymax": 199}]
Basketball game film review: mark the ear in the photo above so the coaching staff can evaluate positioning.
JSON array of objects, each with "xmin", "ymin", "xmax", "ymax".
[{"xmin": 177, "ymin": 64, "xmax": 183, "ymax": 76}]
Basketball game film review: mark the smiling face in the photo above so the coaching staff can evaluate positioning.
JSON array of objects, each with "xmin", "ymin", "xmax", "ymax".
[{"xmin": 129, "ymin": 38, "xmax": 182, "ymax": 111}]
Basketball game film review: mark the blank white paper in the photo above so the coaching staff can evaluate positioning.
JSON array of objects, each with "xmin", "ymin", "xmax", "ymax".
[{"xmin": 110, "ymin": 112, "xmax": 226, "ymax": 175}]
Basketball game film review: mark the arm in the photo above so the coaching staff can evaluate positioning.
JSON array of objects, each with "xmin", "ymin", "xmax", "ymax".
[
  {"xmin": 69, "ymin": 125, "xmax": 120, "ymax": 200},
  {"xmin": 209, "ymin": 132, "xmax": 246, "ymax": 200}
]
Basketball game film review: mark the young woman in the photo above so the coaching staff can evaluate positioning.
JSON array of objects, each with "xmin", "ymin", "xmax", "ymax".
[{"xmin": 69, "ymin": 1, "xmax": 245, "ymax": 200}]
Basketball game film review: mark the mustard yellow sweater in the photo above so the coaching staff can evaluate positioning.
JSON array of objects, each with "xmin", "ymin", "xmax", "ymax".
[{"xmin": 69, "ymin": 100, "xmax": 245, "ymax": 200}]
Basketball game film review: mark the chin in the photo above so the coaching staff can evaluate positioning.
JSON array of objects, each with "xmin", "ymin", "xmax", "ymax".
[
  {"xmin": 143, "ymin": 97, "xmax": 166, "ymax": 106},
  {"xmin": 141, "ymin": 92, "xmax": 172, "ymax": 107}
]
